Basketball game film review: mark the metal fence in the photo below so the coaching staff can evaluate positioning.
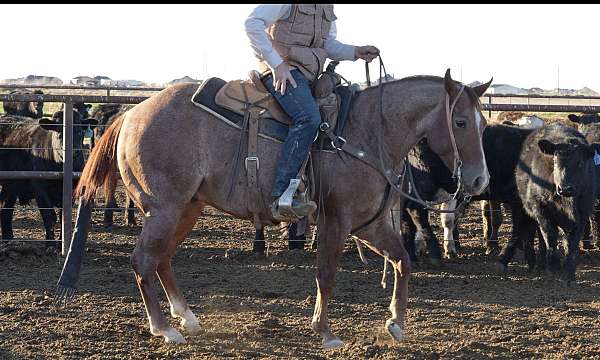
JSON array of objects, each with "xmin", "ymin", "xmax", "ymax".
[
  {"xmin": 1, "ymin": 86, "xmax": 600, "ymax": 256},
  {"xmin": 0, "ymin": 94, "xmax": 148, "ymax": 255}
]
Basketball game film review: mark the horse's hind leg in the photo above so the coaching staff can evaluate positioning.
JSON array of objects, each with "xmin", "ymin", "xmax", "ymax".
[
  {"xmin": 156, "ymin": 201, "xmax": 204, "ymax": 336},
  {"xmin": 131, "ymin": 205, "xmax": 187, "ymax": 343}
]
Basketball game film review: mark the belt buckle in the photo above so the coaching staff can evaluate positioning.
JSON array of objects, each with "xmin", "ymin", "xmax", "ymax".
[{"xmin": 245, "ymin": 156, "xmax": 259, "ymax": 171}]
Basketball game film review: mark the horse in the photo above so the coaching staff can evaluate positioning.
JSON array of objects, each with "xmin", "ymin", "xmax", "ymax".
[{"xmin": 62, "ymin": 68, "xmax": 492, "ymax": 348}]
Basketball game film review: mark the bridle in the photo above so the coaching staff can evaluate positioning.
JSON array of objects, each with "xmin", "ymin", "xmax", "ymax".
[
  {"xmin": 319, "ymin": 55, "xmax": 478, "ymax": 235},
  {"xmin": 367, "ymin": 55, "xmax": 471, "ymax": 214}
]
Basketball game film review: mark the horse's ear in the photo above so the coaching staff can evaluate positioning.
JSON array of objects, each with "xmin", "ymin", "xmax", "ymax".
[
  {"xmin": 444, "ymin": 68, "xmax": 458, "ymax": 98},
  {"xmin": 472, "ymin": 77, "xmax": 493, "ymax": 97}
]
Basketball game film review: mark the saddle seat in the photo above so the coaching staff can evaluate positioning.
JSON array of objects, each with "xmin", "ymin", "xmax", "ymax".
[{"xmin": 215, "ymin": 70, "xmax": 294, "ymax": 126}]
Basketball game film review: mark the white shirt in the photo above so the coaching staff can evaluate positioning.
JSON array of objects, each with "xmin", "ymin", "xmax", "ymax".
[{"xmin": 244, "ymin": 4, "xmax": 357, "ymax": 71}]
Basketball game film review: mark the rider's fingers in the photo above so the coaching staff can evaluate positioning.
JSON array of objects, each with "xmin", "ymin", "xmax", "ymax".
[{"xmin": 280, "ymin": 78, "xmax": 287, "ymax": 95}]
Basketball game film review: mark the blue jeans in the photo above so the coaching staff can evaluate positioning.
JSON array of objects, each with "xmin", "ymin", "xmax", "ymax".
[{"xmin": 262, "ymin": 69, "xmax": 321, "ymax": 198}]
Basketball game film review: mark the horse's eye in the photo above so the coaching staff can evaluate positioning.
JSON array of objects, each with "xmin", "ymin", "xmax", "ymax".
[{"xmin": 455, "ymin": 118, "xmax": 467, "ymax": 128}]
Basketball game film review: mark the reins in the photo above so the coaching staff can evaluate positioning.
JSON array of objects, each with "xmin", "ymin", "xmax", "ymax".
[{"xmin": 367, "ymin": 55, "xmax": 470, "ymax": 214}]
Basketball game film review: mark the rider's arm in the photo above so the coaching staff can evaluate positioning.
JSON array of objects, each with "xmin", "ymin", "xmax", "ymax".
[
  {"xmin": 244, "ymin": 4, "xmax": 290, "ymax": 71},
  {"xmin": 324, "ymin": 21, "xmax": 358, "ymax": 61}
]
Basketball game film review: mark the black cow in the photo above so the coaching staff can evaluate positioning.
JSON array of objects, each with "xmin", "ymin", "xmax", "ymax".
[
  {"xmin": 513, "ymin": 124, "xmax": 599, "ymax": 282},
  {"xmin": 569, "ymin": 113, "xmax": 600, "ymax": 248},
  {"xmin": 399, "ymin": 139, "xmax": 457, "ymax": 264},
  {"xmin": 401, "ymin": 124, "xmax": 538, "ymax": 268},
  {"xmin": 2, "ymin": 89, "xmax": 44, "ymax": 118},
  {"xmin": 89, "ymin": 103, "xmax": 136, "ymax": 226},
  {"xmin": 0, "ymin": 110, "xmax": 97, "ymax": 249}
]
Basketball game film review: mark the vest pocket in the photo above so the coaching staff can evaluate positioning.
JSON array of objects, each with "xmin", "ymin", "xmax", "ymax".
[
  {"xmin": 292, "ymin": 5, "xmax": 317, "ymax": 36},
  {"xmin": 321, "ymin": 7, "xmax": 337, "ymax": 39}
]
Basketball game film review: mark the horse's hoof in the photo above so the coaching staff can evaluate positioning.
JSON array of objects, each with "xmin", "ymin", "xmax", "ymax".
[
  {"xmin": 323, "ymin": 338, "xmax": 344, "ymax": 350},
  {"xmin": 161, "ymin": 328, "xmax": 187, "ymax": 344},
  {"xmin": 385, "ymin": 319, "xmax": 405, "ymax": 342},
  {"xmin": 181, "ymin": 313, "xmax": 201, "ymax": 335}
]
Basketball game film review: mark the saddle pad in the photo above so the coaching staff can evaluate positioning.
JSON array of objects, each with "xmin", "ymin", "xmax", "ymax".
[
  {"xmin": 191, "ymin": 77, "xmax": 290, "ymax": 142},
  {"xmin": 191, "ymin": 77, "xmax": 355, "ymax": 145}
]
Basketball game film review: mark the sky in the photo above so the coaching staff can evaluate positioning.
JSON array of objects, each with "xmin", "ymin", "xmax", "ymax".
[{"xmin": 1, "ymin": 4, "xmax": 599, "ymax": 90}]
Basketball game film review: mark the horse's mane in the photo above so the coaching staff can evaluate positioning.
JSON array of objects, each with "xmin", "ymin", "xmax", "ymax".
[{"xmin": 354, "ymin": 74, "xmax": 481, "ymax": 104}]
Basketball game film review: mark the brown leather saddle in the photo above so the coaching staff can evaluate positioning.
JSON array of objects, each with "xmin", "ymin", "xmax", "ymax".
[{"xmin": 190, "ymin": 66, "xmax": 354, "ymax": 225}]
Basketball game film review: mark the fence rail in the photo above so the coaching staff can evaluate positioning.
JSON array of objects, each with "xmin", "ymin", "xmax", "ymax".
[{"xmin": 1, "ymin": 88, "xmax": 600, "ymax": 255}]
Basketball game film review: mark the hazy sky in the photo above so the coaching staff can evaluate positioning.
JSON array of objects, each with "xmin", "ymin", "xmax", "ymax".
[{"xmin": 2, "ymin": 4, "xmax": 599, "ymax": 90}]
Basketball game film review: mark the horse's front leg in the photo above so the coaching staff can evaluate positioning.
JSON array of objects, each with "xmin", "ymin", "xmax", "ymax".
[
  {"xmin": 360, "ymin": 218, "xmax": 411, "ymax": 343},
  {"xmin": 311, "ymin": 219, "xmax": 347, "ymax": 349}
]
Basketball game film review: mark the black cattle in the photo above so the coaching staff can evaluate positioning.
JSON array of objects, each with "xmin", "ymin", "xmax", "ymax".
[
  {"xmin": 89, "ymin": 103, "xmax": 136, "ymax": 226},
  {"xmin": 569, "ymin": 114, "xmax": 600, "ymax": 248},
  {"xmin": 0, "ymin": 110, "xmax": 97, "ymax": 249},
  {"xmin": 513, "ymin": 124, "xmax": 599, "ymax": 282},
  {"xmin": 2, "ymin": 89, "xmax": 44, "ymax": 118},
  {"xmin": 401, "ymin": 125, "xmax": 538, "ymax": 268}
]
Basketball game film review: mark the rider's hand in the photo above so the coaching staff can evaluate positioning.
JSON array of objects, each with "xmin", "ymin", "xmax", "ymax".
[
  {"xmin": 355, "ymin": 45, "xmax": 380, "ymax": 63},
  {"xmin": 272, "ymin": 62, "xmax": 297, "ymax": 95}
]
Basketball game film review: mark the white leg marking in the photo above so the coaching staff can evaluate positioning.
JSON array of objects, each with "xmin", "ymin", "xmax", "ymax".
[{"xmin": 385, "ymin": 319, "xmax": 405, "ymax": 342}]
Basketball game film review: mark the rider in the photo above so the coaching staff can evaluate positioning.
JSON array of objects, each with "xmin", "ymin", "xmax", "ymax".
[{"xmin": 245, "ymin": 4, "xmax": 379, "ymax": 219}]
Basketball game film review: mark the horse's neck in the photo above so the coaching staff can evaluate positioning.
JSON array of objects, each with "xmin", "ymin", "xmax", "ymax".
[{"xmin": 344, "ymin": 81, "xmax": 442, "ymax": 168}]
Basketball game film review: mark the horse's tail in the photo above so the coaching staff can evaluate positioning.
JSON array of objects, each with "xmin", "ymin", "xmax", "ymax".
[
  {"xmin": 74, "ymin": 113, "xmax": 125, "ymax": 202},
  {"xmin": 56, "ymin": 112, "xmax": 126, "ymax": 305}
]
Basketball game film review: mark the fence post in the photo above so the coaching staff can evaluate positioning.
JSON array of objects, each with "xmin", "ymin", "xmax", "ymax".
[
  {"xmin": 62, "ymin": 101, "xmax": 74, "ymax": 256},
  {"xmin": 488, "ymin": 95, "xmax": 492, "ymax": 118}
]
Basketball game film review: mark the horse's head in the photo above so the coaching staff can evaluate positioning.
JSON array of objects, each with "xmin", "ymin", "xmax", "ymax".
[{"xmin": 425, "ymin": 69, "xmax": 492, "ymax": 196}]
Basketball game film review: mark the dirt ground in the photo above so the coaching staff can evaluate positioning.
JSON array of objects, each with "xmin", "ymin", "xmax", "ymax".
[{"xmin": 2, "ymin": 192, "xmax": 600, "ymax": 360}]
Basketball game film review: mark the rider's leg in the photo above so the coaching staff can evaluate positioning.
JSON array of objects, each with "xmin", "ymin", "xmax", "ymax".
[{"xmin": 262, "ymin": 69, "xmax": 320, "ymax": 217}]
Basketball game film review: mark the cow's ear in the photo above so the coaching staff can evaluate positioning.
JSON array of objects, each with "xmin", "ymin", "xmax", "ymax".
[
  {"xmin": 38, "ymin": 118, "xmax": 62, "ymax": 132},
  {"xmin": 568, "ymin": 114, "xmax": 581, "ymax": 124},
  {"xmin": 84, "ymin": 118, "xmax": 99, "ymax": 129},
  {"xmin": 538, "ymin": 139, "xmax": 556, "ymax": 155},
  {"xmin": 472, "ymin": 77, "xmax": 493, "ymax": 97}
]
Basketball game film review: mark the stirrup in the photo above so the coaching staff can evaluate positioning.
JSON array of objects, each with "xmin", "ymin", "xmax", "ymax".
[{"xmin": 271, "ymin": 179, "xmax": 316, "ymax": 221}]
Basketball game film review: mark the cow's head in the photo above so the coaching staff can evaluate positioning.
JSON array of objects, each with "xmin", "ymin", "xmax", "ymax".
[
  {"xmin": 38, "ymin": 111, "xmax": 99, "ymax": 170},
  {"xmin": 568, "ymin": 113, "xmax": 600, "ymax": 133},
  {"xmin": 538, "ymin": 138, "xmax": 600, "ymax": 197},
  {"xmin": 32, "ymin": 90, "xmax": 44, "ymax": 118},
  {"xmin": 74, "ymin": 102, "xmax": 93, "ymax": 119}
]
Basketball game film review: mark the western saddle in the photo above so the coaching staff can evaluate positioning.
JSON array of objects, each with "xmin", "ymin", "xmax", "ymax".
[{"xmin": 194, "ymin": 62, "xmax": 350, "ymax": 226}]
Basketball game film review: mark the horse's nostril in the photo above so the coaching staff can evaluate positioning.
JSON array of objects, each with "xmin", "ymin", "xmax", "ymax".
[{"xmin": 472, "ymin": 175, "xmax": 485, "ymax": 190}]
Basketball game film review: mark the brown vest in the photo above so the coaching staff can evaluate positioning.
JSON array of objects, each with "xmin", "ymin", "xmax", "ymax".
[{"xmin": 259, "ymin": 4, "xmax": 337, "ymax": 83}]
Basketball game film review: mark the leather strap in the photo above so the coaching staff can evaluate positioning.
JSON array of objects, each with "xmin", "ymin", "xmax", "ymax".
[{"xmin": 246, "ymin": 108, "xmax": 263, "ymax": 228}]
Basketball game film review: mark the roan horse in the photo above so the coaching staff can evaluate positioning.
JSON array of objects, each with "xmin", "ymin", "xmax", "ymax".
[{"xmin": 62, "ymin": 69, "xmax": 492, "ymax": 348}]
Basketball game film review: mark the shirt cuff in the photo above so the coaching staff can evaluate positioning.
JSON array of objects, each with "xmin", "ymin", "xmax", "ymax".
[{"xmin": 264, "ymin": 51, "xmax": 284, "ymax": 70}]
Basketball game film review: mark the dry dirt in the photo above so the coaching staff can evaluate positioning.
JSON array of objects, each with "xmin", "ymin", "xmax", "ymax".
[{"xmin": 2, "ymin": 194, "xmax": 600, "ymax": 360}]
